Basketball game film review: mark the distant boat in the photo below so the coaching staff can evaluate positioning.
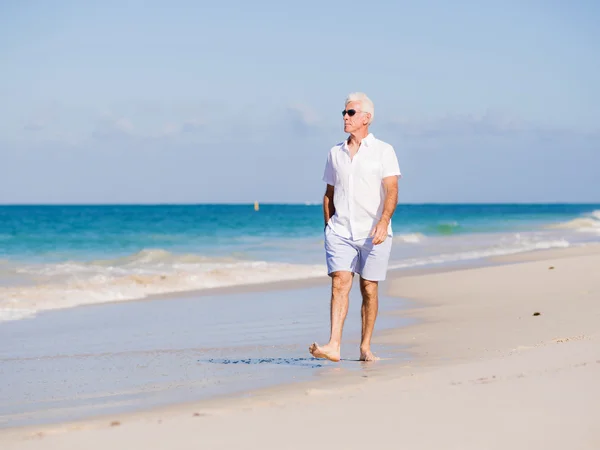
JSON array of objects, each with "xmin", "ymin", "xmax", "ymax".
[{"xmin": 254, "ymin": 201, "xmax": 259, "ymax": 211}]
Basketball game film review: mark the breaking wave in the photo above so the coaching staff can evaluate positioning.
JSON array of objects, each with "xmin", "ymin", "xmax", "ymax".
[
  {"xmin": 393, "ymin": 233, "xmax": 426, "ymax": 244},
  {"xmin": 0, "ymin": 249, "xmax": 327, "ymax": 322},
  {"xmin": 547, "ymin": 210, "xmax": 600, "ymax": 234},
  {"xmin": 388, "ymin": 238, "xmax": 571, "ymax": 270}
]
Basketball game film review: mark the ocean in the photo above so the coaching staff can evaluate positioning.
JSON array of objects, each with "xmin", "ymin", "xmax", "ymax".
[{"xmin": 1, "ymin": 204, "xmax": 599, "ymax": 322}]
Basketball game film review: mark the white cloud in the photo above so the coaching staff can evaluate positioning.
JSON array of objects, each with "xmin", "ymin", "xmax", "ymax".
[
  {"xmin": 91, "ymin": 114, "xmax": 210, "ymax": 142},
  {"xmin": 384, "ymin": 110, "xmax": 531, "ymax": 138},
  {"xmin": 287, "ymin": 104, "xmax": 319, "ymax": 126},
  {"xmin": 283, "ymin": 104, "xmax": 325, "ymax": 137},
  {"xmin": 154, "ymin": 118, "xmax": 204, "ymax": 138},
  {"xmin": 92, "ymin": 115, "xmax": 135, "ymax": 140}
]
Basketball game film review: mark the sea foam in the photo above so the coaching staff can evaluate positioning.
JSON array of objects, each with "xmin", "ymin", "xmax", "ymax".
[
  {"xmin": 394, "ymin": 233, "xmax": 426, "ymax": 243},
  {"xmin": 547, "ymin": 210, "xmax": 600, "ymax": 234},
  {"xmin": 0, "ymin": 250, "xmax": 327, "ymax": 322},
  {"xmin": 388, "ymin": 238, "xmax": 571, "ymax": 270}
]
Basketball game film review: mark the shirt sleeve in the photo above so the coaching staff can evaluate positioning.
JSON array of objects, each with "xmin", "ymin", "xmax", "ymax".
[
  {"xmin": 322, "ymin": 150, "xmax": 335, "ymax": 185},
  {"xmin": 382, "ymin": 145, "xmax": 401, "ymax": 178}
]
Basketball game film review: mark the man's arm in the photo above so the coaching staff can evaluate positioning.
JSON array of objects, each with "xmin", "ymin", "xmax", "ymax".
[
  {"xmin": 323, "ymin": 184, "xmax": 335, "ymax": 228},
  {"xmin": 380, "ymin": 175, "xmax": 399, "ymax": 223},
  {"xmin": 370, "ymin": 175, "xmax": 398, "ymax": 245}
]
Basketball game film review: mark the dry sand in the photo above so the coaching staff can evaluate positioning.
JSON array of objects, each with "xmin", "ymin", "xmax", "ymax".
[{"xmin": 2, "ymin": 246, "xmax": 599, "ymax": 450}]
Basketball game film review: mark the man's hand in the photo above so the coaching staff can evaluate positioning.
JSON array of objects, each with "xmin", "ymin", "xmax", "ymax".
[{"xmin": 370, "ymin": 217, "xmax": 389, "ymax": 245}]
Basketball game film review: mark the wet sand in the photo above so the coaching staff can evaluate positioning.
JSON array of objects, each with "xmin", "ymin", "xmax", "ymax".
[{"xmin": 0, "ymin": 284, "xmax": 409, "ymax": 429}]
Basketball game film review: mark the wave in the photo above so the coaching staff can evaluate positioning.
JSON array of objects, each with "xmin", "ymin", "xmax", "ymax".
[
  {"xmin": 92, "ymin": 249, "xmax": 239, "ymax": 267},
  {"xmin": 0, "ymin": 225, "xmax": 589, "ymax": 323},
  {"xmin": 432, "ymin": 221, "xmax": 460, "ymax": 235},
  {"xmin": 388, "ymin": 239, "xmax": 571, "ymax": 270},
  {"xmin": 394, "ymin": 233, "xmax": 426, "ymax": 244},
  {"xmin": 547, "ymin": 210, "xmax": 600, "ymax": 234},
  {"xmin": 0, "ymin": 249, "xmax": 327, "ymax": 322}
]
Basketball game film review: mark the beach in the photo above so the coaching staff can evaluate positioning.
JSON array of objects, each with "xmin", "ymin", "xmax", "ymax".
[
  {"xmin": 3, "ymin": 1, "xmax": 599, "ymax": 447},
  {"xmin": 1, "ymin": 243, "xmax": 599, "ymax": 449}
]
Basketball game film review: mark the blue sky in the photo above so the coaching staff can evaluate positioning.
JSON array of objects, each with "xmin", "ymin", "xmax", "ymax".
[{"xmin": 1, "ymin": 0, "xmax": 599, "ymax": 203}]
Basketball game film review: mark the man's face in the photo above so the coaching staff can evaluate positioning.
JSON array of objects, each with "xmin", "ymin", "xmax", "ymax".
[{"xmin": 343, "ymin": 101, "xmax": 369, "ymax": 134}]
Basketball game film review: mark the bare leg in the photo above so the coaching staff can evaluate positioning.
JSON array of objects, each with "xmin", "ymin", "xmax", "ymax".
[
  {"xmin": 359, "ymin": 277, "xmax": 380, "ymax": 361},
  {"xmin": 309, "ymin": 271, "xmax": 353, "ymax": 362}
]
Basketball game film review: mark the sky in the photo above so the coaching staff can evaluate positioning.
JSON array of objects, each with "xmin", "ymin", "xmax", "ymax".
[{"xmin": 1, "ymin": 0, "xmax": 599, "ymax": 204}]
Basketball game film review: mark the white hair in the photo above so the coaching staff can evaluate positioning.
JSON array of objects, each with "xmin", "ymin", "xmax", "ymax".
[{"xmin": 345, "ymin": 92, "xmax": 374, "ymax": 124}]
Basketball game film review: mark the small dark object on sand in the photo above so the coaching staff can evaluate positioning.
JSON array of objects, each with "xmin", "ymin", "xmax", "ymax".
[
  {"xmin": 110, "ymin": 421, "xmax": 120, "ymax": 427},
  {"xmin": 549, "ymin": 266, "xmax": 555, "ymax": 270},
  {"xmin": 533, "ymin": 312, "xmax": 541, "ymax": 316}
]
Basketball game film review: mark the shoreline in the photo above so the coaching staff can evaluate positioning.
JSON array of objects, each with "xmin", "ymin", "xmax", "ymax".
[
  {"xmin": 2, "ymin": 243, "xmax": 599, "ymax": 448},
  {"xmin": 4, "ymin": 242, "xmax": 599, "ymax": 323}
]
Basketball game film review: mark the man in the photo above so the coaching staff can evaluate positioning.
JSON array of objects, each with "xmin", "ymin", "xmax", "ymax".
[{"xmin": 309, "ymin": 92, "xmax": 401, "ymax": 362}]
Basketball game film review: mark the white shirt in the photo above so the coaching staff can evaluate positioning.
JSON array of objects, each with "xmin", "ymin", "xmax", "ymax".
[{"xmin": 323, "ymin": 133, "xmax": 401, "ymax": 240}]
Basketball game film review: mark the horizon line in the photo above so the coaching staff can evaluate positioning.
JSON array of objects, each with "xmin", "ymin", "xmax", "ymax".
[{"xmin": 1, "ymin": 201, "xmax": 599, "ymax": 207}]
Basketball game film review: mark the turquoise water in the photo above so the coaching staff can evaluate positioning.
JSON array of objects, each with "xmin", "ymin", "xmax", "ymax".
[
  {"xmin": 1, "ymin": 204, "xmax": 599, "ymax": 321},
  {"xmin": 2, "ymin": 204, "xmax": 599, "ymax": 259}
]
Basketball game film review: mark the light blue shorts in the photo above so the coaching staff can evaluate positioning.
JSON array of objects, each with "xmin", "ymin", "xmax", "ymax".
[{"xmin": 324, "ymin": 225, "xmax": 393, "ymax": 281}]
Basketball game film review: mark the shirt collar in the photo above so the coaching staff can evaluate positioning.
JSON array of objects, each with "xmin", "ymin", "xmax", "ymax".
[{"xmin": 342, "ymin": 133, "xmax": 375, "ymax": 151}]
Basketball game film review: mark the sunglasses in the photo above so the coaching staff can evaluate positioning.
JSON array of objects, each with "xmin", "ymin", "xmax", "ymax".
[{"xmin": 342, "ymin": 109, "xmax": 363, "ymax": 117}]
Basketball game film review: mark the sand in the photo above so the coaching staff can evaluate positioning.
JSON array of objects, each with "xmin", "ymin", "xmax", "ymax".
[{"xmin": 2, "ymin": 246, "xmax": 599, "ymax": 450}]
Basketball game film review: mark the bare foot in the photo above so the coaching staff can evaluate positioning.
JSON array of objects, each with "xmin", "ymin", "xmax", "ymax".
[
  {"xmin": 309, "ymin": 342, "xmax": 341, "ymax": 362},
  {"xmin": 359, "ymin": 348, "xmax": 380, "ymax": 362}
]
